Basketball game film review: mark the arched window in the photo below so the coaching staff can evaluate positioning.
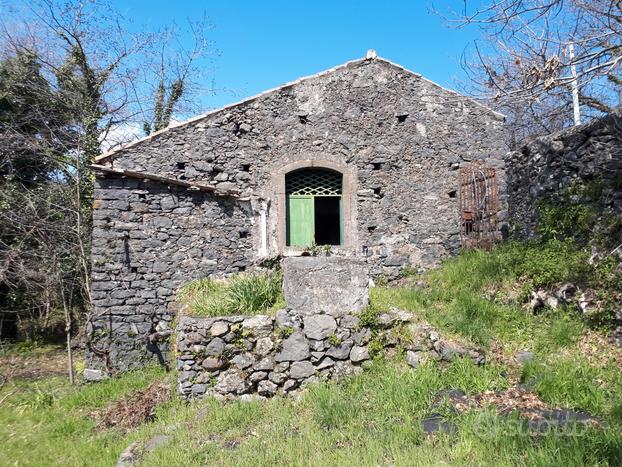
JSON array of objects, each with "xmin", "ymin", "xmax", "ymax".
[{"xmin": 285, "ymin": 168, "xmax": 343, "ymax": 247}]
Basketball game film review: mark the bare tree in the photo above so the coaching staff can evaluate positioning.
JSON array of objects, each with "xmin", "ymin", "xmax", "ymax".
[
  {"xmin": 0, "ymin": 0, "xmax": 214, "ymax": 382},
  {"xmin": 438, "ymin": 0, "xmax": 622, "ymax": 143},
  {"xmin": 143, "ymin": 15, "xmax": 215, "ymax": 135}
]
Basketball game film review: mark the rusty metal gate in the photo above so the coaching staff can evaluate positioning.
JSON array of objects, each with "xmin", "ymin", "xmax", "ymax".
[{"xmin": 459, "ymin": 163, "xmax": 500, "ymax": 249}]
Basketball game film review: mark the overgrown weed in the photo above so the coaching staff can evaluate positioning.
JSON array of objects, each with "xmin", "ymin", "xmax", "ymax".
[{"xmin": 177, "ymin": 270, "xmax": 284, "ymax": 317}]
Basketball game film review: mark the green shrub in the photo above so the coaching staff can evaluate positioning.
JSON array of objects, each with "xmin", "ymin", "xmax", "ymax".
[
  {"xmin": 303, "ymin": 242, "xmax": 333, "ymax": 256},
  {"xmin": 399, "ymin": 264, "xmax": 418, "ymax": 278},
  {"xmin": 594, "ymin": 256, "xmax": 622, "ymax": 292},
  {"xmin": 357, "ymin": 306, "xmax": 381, "ymax": 329},
  {"xmin": 327, "ymin": 333, "xmax": 342, "ymax": 346},
  {"xmin": 275, "ymin": 326, "xmax": 293, "ymax": 339},
  {"xmin": 178, "ymin": 271, "xmax": 284, "ymax": 317},
  {"xmin": 367, "ymin": 336, "xmax": 385, "ymax": 357},
  {"xmin": 499, "ymin": 239, "xmax": 590, "ymax": 289},
  {"xmin": 226, "ymin": 271, "xmax": 284, "ymax": 313},
  {"xmin": 536, "ymin": 178, "xmax": 622, "ymax": 249},
  {"xmin": 374, "ymin": 275, "xmax": 389, "ymax": 287},
  {"xmin": 538, "ymin": 202, "xmax": 597, "ymax": 243},
  {"xmin": 582, "ymin": 288, "xmax": 620, "ymax": 330}
]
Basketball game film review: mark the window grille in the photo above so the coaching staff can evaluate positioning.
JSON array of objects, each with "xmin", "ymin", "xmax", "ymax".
[
  {"xmin": 286, "ymin": 169, "xmax": 342, "ymax": 196},
  {"xmin": 459, "ymin": 163, "xmax": 500, "ymax": 249}
]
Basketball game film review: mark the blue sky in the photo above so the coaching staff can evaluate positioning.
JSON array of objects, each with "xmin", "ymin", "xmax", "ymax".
[{"xmin": 113, "ymin": 1, "xmax": 483, "ymax": 112}]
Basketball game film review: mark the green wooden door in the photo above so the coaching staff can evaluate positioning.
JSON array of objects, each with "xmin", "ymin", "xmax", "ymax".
[{"xmin": 287, "ymin": 195, "xmax": 314, "ymax": 246}]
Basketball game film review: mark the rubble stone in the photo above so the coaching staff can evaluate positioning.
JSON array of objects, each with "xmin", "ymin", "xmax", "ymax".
[{"xmin": 88, "ymin": 57, "xmax": 506, "ymax": 373}]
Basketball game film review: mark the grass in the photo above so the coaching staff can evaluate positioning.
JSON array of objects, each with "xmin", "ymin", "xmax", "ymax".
[
  {"xmin": 2, "ymin": 240, "xmax": 622, "ymax": 466},
  {"xmin": 368, "ymin": 240, "xmax": 622, "ymax": 421},
  {"xmin": 2, "ymin": 357, "xmax": 620, "ymax": 466},
  {"xmin": 0, "ymin": 340, "xmax": 61, "ymax": 358},
  {"xmin": 521, "ymin": 358, "xmax": 622, "ymax": 418},
  {"xmin": 372, "ymin": 240, "xmax": 617, "ymax": 348},
  {"xmin": 177, "ymin": 270, "xmax": 284, "ymax": 317},
  {"xmin": 0, "ymin": 366, "xmax": 168, "ymax": 467}
]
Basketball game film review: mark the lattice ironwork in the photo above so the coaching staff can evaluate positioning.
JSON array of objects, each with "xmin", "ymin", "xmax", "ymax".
[
  {"xmin": 286, "ymin": 169, "xmax": 342, "ymax": 196},
  {"xmin": 459, "ymin": 163, "xmax": 500, "ymax": 249}
]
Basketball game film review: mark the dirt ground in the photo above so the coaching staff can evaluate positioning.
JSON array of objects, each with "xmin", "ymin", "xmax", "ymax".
[{"xmin": 0, "ymin": 344, "xmax": 69, "ymax": 381}]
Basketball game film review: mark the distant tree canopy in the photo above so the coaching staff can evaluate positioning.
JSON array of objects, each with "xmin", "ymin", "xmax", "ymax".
[
  {"xmin": 0, "ymin": 0, "xmax": 213, "ymax": 344},
  {"xmin": 0, "ymin": 50, "xmax": 71, "ymax": 184},
  {"xmin": 0, "ymin": 43, "xmax": 90, "ymax": 340}
]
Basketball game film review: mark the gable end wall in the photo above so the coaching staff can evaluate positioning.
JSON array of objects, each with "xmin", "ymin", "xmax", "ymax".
[{"xmin": 87, "ymin": 59, "xmax": 507, "ymax": 374}]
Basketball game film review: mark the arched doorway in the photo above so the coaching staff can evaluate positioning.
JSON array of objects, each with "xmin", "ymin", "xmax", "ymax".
[{"xmin": 285, "ymin": 168, "xmax": 343, "ymax": 247}]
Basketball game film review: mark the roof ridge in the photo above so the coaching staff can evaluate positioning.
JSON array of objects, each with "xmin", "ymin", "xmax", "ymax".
[{"xmin": 96, "ymin": 55, "xmax": 505, "ymax": 163}]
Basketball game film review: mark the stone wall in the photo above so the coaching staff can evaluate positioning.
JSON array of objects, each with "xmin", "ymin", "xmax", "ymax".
[
  {"xmin": 507, "ymin": 109, "xmax": 622, "ymax": 238},
  {"xmin": 176, "ymin": 256, "xmax": 484, "ymax": 399},
  {"xmin": 177, "ymin": 311, "xmax": 369, "ymax": 398},
  {"xmin": 86, "ymin": 175, "xmax": 254, "ymax": 376},
  {"xmin": 97, "ymin": 57, "xmax": 506, "ymax": 277},
  {"xmin": 176, "ymin": 308, "xmax": 485, "ymax": 399},
  {"xmin": 282, "ymin": 256, "xmax": 369, "ymax": 316}
]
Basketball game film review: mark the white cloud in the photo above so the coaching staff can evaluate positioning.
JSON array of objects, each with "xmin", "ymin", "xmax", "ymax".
[{"xmin": 99, "ymin": 122, "xmax": 144, "ymax": 153}]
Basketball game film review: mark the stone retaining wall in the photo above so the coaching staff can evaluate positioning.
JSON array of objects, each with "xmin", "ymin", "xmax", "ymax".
[
  {"xmin": 176, "ymin": 308, "xmax": 485, "ymax": 399},
  {"xmin": 176, "ymin": 311, "xmax": 369, "ymax": 398}
]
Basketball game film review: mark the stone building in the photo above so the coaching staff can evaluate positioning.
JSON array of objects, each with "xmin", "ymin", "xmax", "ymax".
[{"xmin": 86, "ymin": 53, "xmax": 507, "ymax": 375}]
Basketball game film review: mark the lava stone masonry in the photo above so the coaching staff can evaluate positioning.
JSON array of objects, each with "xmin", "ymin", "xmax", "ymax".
[
  {"xmin": 97, "ymin": 57, "xmax": 506, "ymax": 277},
  {"xmin": 85, "ymin": 177, "xmax": 253, "ymax": 377},
  {"xmin": 507, "ymin": 109, "xmax": 622, "ymax": 238},
  {"xmin": 176, "ymin": 308, "xmax": 485, "ymax": 399},
  {"xmin": 89, "ymin": 56, "xmax": 506, "ymax": 375}
]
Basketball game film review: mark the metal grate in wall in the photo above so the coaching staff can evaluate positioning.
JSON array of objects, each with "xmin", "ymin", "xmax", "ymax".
[
  {"xmin": 286, "ymin": 169, "xmax": 342, "ymax": 196},
  {"xmin": 459, "ymin": 163, "xmax": 500, "ymax": 249}
]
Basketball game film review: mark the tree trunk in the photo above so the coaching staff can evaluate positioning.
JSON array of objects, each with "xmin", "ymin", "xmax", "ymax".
[
  {"xmin": 60, "ymin": 283, "xmax": 75, "ymax": 385},
  {"xmin": 65, "ymin": 314, "xmax": 74, "ymax": 385}
]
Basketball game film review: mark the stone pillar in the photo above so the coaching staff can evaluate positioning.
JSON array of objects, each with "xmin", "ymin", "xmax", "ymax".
[{"xmin": 282, "ymin": 256, "xmax": 369, "ymax": 317}]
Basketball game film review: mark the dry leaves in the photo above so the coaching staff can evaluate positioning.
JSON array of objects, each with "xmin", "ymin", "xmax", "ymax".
[
  {"xmin": 469, "ymin": 387, "xmax": 550, "ymax": 415},
  {"xmin": 91, "ymin": 381, "xmax": 171, "ymax": 432}
]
